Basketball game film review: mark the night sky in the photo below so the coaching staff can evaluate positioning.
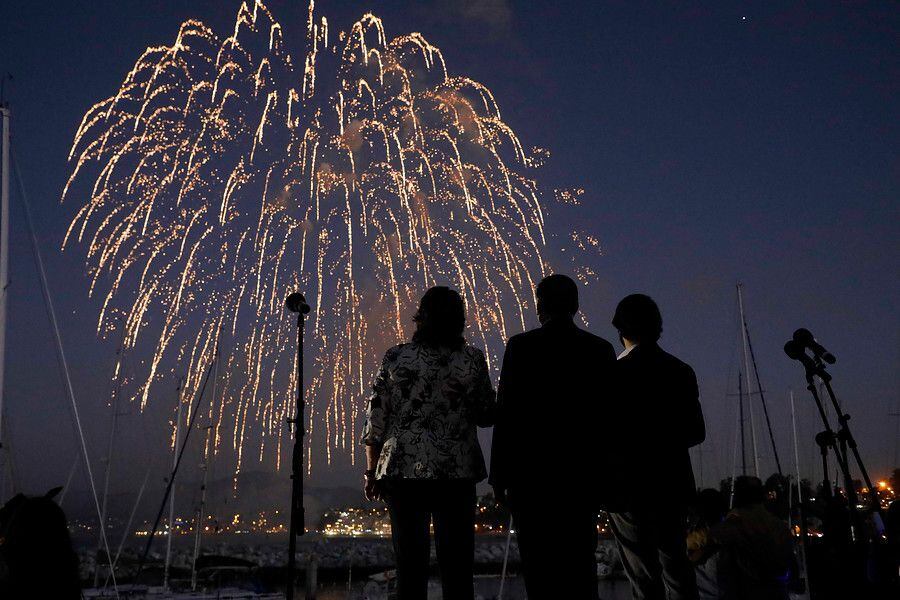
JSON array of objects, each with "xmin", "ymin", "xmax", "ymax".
[{"xmin": 0, "ymin": 0, "xmax": 897, "ymax": 507}]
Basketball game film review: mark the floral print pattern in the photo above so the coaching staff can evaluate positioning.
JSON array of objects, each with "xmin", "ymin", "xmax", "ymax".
[{"xmin": 362, "ymin": 342, "xmax": 496, "ymax": 480}]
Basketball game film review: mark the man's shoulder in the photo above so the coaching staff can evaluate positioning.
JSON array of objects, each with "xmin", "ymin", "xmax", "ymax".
[
  {"xmin": 650, "ymin": 348, "xmax": 697, "ymax": 383},
  {"xmin": 509, "ymin": 325, "xmax": 613, "ymax": 354},
  {"xmin": 507, "ymin": 328, "xmax": 540, "ymax": 346},
  {"xmin": 659, "ymin": 348, "xmax": 694, "ymax": 371},
  {"xmin": 576, "ymin": 328, "xmax": 615, "ymax": 353}
]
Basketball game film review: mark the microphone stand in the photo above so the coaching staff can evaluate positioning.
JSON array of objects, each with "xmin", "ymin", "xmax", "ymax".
[
  {"xmin": 800, "ymin": 358, "xmax": 883, "ymax": 526},
  {"xmin": 817, "ymin": 375, "xmax": 882, "ymax": 522},
  {"xmin": 285, "ymin": 292, "xmax": 310, "ymax": 600},
  {"xmin": 800, "ymin": 366, "xmax": 862, "ymax": 542},
  {"xmin": 787, "ymin": 342, "xmax": 886, "ymax": 596}
]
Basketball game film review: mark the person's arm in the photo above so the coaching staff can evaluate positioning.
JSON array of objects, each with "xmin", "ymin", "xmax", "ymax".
[
  {"xmin": 471, "ymin": 349, "xmax": 497, "ymax": 427},
  {"xmin": 489, "ymin": 337, "xmax": 517, "ymax": 504},
  {"xmin": 682, "ymin": 365, "xmax": 706, "ymax": 448},
  {"xmin": 365, "ymin": 443, "xmax": 383, "ymax": 478},
  {"xmin": 361, "ymin": 350, "xmax": 392, "ymax": 500}
]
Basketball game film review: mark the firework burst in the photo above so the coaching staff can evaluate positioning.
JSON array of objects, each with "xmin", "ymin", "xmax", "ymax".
[{"xmin": 63, "ymin": 0, "xmax": 588, "ymax": 477}]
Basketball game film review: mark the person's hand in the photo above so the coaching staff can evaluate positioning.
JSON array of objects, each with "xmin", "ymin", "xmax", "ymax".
[{"xmin": 364, "ymin": 473, "xmax": 381, "ymax": 502}]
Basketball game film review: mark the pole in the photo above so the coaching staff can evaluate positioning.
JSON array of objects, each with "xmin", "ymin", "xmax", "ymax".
[
  {"xmin": 94, "ymin": 362, "xmax": 122, "ymax": 588},
  {"xmin": 499, "ymin": 516, "xmax": 513, "ymax": 599},
  {"xmin": 164, "ymin": 384, "xmax": 184, "ymax": 592},
  {"xmin": 285, "ymin": 292, "xmax": 310, "ymax": 600},
  {"xmin": 737, "ymin": 284, "xmax": 760, "ymax": 478},
  {"xmin": 790, "ymin": 390, "xmax": 812, "ymax": 600},
  {"xmin": 191, "ymin": 425, "xmax": 212, "ymax": 591},
  {"xmin": 191, "ymin": 345, "xmax": 218, "ymax": 591},
  {"xmin": 0, "ymin": 107, "xmax": 10, "ymax": 459},
  {"xmin": 729, "ymin": 386, "xmax": 740, "ymax": 508}
]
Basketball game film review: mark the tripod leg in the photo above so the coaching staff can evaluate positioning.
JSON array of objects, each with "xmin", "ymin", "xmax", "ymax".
[{"xmin": 820, "ymin": 379, "xmax": 885, "ymax": 522}]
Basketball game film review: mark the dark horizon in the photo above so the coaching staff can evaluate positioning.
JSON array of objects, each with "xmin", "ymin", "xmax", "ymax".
[{"xmin": 0, "ymin": 0, "xmax": 897, "ymax": 507}]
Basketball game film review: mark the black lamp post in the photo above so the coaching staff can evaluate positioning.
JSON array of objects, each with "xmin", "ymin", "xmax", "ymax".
[{"xmin": 285, "ymin": 292, "xmax": 310, "ymax": 600}]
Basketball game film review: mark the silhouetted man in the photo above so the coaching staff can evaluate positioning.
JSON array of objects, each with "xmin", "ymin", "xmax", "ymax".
[
  {"xmin": 490, "ymin": 274, "xmax": 616, "ymax": 599},
  {"xmin": 608, "ymin": 294, "xmax": 705, "ymax": 600}
]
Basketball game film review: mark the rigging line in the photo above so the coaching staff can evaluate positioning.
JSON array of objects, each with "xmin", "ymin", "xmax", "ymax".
[
  {"xmin": 742, "ymin": 305, "xmax": 783, "ymax": 475},
  {"xmin": 728, "ymin": 290, "xmax": 741, "ymax": 508},
  {"xmin": 104, "ymin": 467, "xmax": 151, "ymax": 590},
  {"xmin": 11, "ymin": 151, "xmax": 120, "ymax": 597},
  {"xmin": 104, "ymin": 383, "xmax": 161, "ymax": 591},
  {"xmin": 737, "ymin": 284, "xmax": 760, "ymax": 478},
  {"xmin": 739, "ymin": 372, "xmax": 746, "ymax": 476},
  {"xmin": 135, "ymin": 352, "xmax": 217, "ymax": 579},
  {"xmin": 57, "ymin": 455, "xmax": 79, "ymax": 506},
  {"xmin": 95, "ymin": 327, "xmax": 128, "ymax": 588},
  {"xmin": 720, "ymin": 289, "xmax": 741, "ymax": 485},
  {"xmin": 729, "ymin": 375, "xmax": 741, "ymax": 509}
]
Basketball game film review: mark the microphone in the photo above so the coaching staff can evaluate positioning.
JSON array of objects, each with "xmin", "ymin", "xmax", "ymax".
[
  {"xmin": 792, "ymin": 328, "xmax": 836, "ymax": 364},
  {"xmin": 286, "ymin": 292, "xmax": 311, "ymax": 314},
  {"xmin": 784, "ymin": 340, "xmax": 813, "ymax": 365}
]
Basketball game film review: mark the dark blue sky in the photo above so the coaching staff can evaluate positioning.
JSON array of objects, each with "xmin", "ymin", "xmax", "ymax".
[{"xmin": 0, "ymin": 1, "xmax": 897, "ymax": 501}]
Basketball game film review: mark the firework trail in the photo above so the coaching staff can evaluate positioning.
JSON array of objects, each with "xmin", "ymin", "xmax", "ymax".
[{"xmin": 63, "ymin": 0, "xmax": 597, "ymax": 477}]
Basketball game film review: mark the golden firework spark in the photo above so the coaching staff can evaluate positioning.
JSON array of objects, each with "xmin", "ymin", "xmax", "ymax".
[{"xmin": 63, "ymin": 0, "xmax": 588, "ymax": 478}]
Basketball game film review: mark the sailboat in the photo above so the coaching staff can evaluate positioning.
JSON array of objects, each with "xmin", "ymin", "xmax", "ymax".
[{"xmin": 728, "ymin": 283, "xmax": 783, "ymax": 489}]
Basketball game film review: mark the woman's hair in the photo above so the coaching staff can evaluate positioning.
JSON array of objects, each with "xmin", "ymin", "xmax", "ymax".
[{"xmin": 412, "ymin": 286, "xmax": 466, "ymax": 348}]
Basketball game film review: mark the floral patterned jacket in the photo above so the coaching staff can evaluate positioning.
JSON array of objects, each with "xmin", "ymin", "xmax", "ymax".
[{"xmin": 361, "ymin": 342, "xmax": 497, "ymax": 480}]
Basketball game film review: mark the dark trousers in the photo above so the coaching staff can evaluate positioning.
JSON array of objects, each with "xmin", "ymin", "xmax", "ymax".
[
  {"xmin": 610, "ymin": 508, "xmax": 697, "ymax": 600},
  {"xmin": 511, "ymin": 491, "xmax": 599, "ymax": 600},
  {"xmin": 382, "ymin": 479, "xmax": 476, "ymax": 600}
]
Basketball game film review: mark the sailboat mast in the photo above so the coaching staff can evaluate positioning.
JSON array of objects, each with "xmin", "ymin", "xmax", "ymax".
[
  {"xmin": 192, "ymin": 347, "xmax": 219, "ymax": 591},
  {"xmin": 0, "ymin": 106, "xmax": 10, "ymax": 457},
  {"xmin": 737, "ymin": 284, "xmax": 761, "ymax": 478},
  {"xmin": 191, "ymin": 425, "xmax": 212, "ymax": 591},
  {"xmin": 741, "ymin": 299, "xmax": 783, "ymax": 476},
  {"xmin": 93, "ymin": 357, "xmax": 122, "ymax": 588},
  {"xmin": 790, "ymin": 389, "xmax": 812, "ymax": 599},
  {"xmin": 790, "ymin": 391, "xmax": 803, "ymax": 497},
  {"xmin": 164, "ymin": 384, "xmax": 185, "ymax": 592}
]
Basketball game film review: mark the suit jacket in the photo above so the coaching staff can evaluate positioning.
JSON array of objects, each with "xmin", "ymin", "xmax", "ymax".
[
  {"xmin": 611, "ymin": 343, "xmax": 705, "ymax": 508},
  {"xmin": 489, "ymin": 317, "xmax": 616, "ymax": 498}
]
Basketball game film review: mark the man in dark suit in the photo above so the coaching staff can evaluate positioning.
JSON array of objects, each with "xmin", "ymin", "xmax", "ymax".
[
  {"xmin": 490, "ymin": 274, "xmax": 616, "ymax": 599},
  {"xmin": 608, "ymin": 294, "xmax": 705, "ymax": 600}
]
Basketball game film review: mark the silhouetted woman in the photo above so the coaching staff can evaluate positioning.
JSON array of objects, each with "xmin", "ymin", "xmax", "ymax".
[{"xmin": 362, "ymin": 286, "xmax": 496, "ymax": 600}]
